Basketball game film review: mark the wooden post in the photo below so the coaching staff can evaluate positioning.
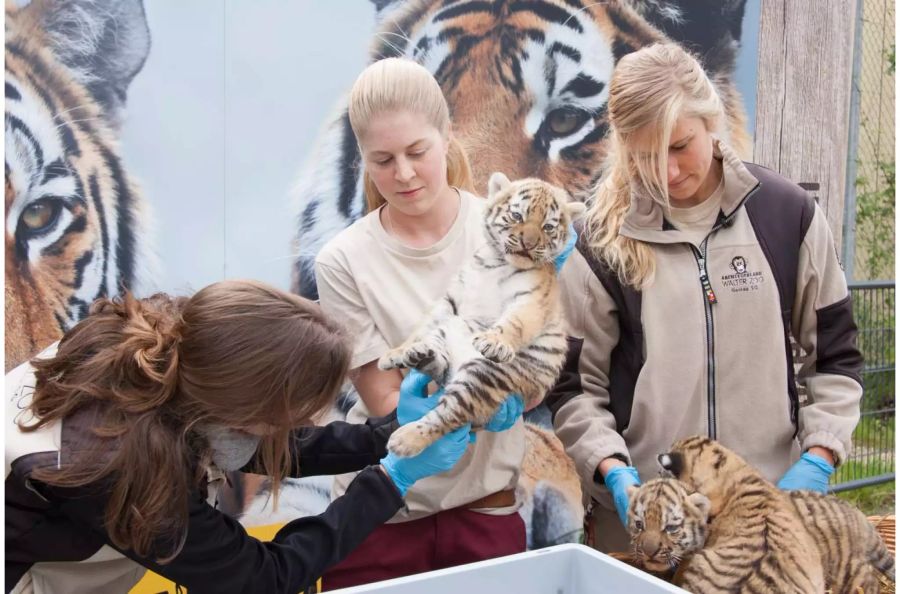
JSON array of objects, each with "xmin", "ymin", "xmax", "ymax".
[{"xmin": 753, "ymin": 0, "xmax": 858, "ymax": 249}]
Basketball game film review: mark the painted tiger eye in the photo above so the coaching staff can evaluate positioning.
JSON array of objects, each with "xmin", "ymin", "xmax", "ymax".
[
  {"xmin": 548, "ymin": 109, "xmax": 588, "ymax": 136},
  {"xmin": 22, "ymin": 201, "xmax": 54, "ymax": 230}
]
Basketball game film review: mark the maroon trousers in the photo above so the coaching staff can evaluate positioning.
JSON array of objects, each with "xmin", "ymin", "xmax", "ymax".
[{"xmin": 320, "ymin": 507, "xmax": 526, "ymax": 591}]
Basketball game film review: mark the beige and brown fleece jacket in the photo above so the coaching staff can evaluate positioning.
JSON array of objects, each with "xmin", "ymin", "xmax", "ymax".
[{"xmin": 548, "ymin": 141, "xmax": 863, "ymax": 504}]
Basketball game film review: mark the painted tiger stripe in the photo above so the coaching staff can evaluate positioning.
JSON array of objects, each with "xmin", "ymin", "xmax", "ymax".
[
  {"xmin": 434, "ymin": 1, "xmax": 493, "ymax": 22},
  {"xmin": 337, "ymin": 114, "xmax": 360, "ymax": 219},
  {"xmin": 87, "ymin": 173, "xmax": 110, "ymax": 293},
  {"xmin": 509, "ymin": 1, "xmax": 582, "ymax": 33},
  {"xmin": 6, "ymin": 81, "xmax": 21, "ymax": 100}
]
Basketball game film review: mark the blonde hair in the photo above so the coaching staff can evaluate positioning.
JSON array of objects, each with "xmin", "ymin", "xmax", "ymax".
[
  {"xmin": 348, "ymin": 58, "xmax": 473, "ymax": 212},
  {"xmin": 584, "ymin": 43, "xmax": 725, "ymax": 288}
]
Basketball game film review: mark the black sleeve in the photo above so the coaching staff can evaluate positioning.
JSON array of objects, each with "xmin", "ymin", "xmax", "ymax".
[
  {"xmin": 241, "ymin": 411, "xmax": 398, "ymax": 477},
  {"xmin": 47, "ymin": 466, "xmax": 403, "ymax": 594}
]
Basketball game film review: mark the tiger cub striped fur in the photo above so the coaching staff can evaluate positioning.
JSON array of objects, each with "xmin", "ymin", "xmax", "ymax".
[
  {"xmin": 787, "ymin": 490, "xmax": 894, "ymax": 593},
  {"xmin": 658, "ymin": 435, "xmax": 826, "ymax": 594},
  {"xmin": 628, "ymin": 476, "xmax": 896, "ymax": 593},
  {"xmin": 379, "ymin": 173, "xmax": 584, "ymax": 457},
  {"xmin": 626, "ymin": 478, "xmax": 711, "ymax": 575}
]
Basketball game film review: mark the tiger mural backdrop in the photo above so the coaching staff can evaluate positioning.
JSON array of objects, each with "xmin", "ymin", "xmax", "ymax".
[
  {"xmin": 5, "ymin": 0, "xmax": 155, "ymax": 372},
  {"xmin": 4, "ymin": 0, "xmax": 758, "ymax": 578}
]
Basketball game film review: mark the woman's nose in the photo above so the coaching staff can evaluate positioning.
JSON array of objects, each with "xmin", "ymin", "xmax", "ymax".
[
  {"xmin": 667, "ymin": 158, "xmax": 680, "ymax": 183},
  {"xmin": 394, "ymin": 157, "xmax": 415, "ymax": 182}
]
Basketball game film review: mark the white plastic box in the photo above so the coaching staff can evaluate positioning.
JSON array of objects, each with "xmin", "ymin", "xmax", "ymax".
[{"xmin": 331, "ymin": 543, "xmax": 686, "ymax": 593}]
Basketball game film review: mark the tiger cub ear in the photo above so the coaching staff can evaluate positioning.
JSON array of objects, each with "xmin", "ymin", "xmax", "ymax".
[
  {"xmin": 626, "ymin": 484, "xmax": 641, "ymax": 501},
  {"xmin": 658, "ymin": 452, "xmax": 683, "ymax": 477},
  {"xmin": 566, "ymin": 202, "xmax": 587, "ymax": 219},
  {"xmin": 687, "ymin": 492, "xmax": 711, "ymax": 518},
  {"xmin": 488, "ymin": 172, "xmax": 511, "ymax": 198}
]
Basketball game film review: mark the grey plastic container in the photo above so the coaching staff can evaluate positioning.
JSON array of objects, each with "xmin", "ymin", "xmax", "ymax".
[{"xmin": 330, "ymin": 543, "xmax": 686, "ymax": 593}]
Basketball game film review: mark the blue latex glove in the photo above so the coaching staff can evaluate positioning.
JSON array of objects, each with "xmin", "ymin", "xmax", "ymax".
[
  {"xmin": 397, "ymin": 369, "xmax": 475, "ymax": 443},
  {"xmin": 397, "ymin": 369, "xmax": 442, "ymax": 425},
  {"xmin": 554, "ymin": 223, "xmax": 577, "ymax": 272},
  {"xmin": 380, "ymin": 424, "xmax": 471, "ymax": 496},
  {"xmin": 606, "ymin": 466, "xmax": 641, "ymax": 526},
  {"xmin": 483, "ymin": 393, "xmax": 525, "ymax": 432},
  {"xmin": 776, "ymin": 452, "xmax": 835, "ymax": 493}
]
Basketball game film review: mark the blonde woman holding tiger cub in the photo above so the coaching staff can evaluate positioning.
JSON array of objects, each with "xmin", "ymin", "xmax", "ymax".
[
  {"xmin": 314, "ymin": 58, "xmax": 580, "ymax": 590},
  {"xmin": 548, "ymin": 43, "xmax": 862, "ymax": 553}
]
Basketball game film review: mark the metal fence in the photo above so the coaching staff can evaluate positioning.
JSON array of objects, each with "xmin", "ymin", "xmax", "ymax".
[
  {"xmin": 830, "ymin": 280, "xmax": 895, "ymax": 493},
  {"xmin": 842, "ymin": 0, "xmax": 895, "ymax": 281}
]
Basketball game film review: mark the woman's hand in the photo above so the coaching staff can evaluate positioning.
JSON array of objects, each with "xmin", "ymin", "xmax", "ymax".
[
  {"xmin": 776, "ymin": 451, "xmax": 834, "ymax": 493},
  {"xmin": 483, "ymin": 393, "xmax": 524, "ymax": 432},
  {"xmin": 397, "ymin": 369, "xmax": 442, "ymax": 424},
  {"xmin": 553, "ymin": 223, "xmax": 578, "ymax": 272},
  {"xmin": 380, "ymin": 424, "xmax": 471, "ymax": 496}
]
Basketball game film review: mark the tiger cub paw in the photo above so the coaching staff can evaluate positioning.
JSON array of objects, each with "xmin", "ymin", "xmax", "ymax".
[
  {"xmin": 387, "ymin": 423, "xmax": 435, "ymax": 458},
  {"xmin": 378, "ymin": 343, "xmax": 435, "ymax": 371},
  {"xmin": 473, "ymin": 331, "xmax": 516, "ymax": 363}
]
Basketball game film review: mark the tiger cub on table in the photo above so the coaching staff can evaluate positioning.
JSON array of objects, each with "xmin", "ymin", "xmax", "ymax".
[
  {"xmin": 625, "ymin": 477, "xmax": 711, "ymax": 576},
  {"xmin": 631, "ymin": 436, "xmax": 895, "ymax": 593},
  {"xmin": 787, "ymin": 489, "xmax": 894, "ymax": 593},
  {"xmin": 653, "ymin": 436, "xmax": 825, "ymax": 593},
  {"xmin": 379, "ymin": 173, "xmax": 584, "ymax": 457}
]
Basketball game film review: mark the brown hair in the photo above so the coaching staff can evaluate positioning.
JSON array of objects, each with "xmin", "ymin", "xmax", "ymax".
[
  {"xmin": 348, "ymin": 57, "xmax": 473, "ymax": 213},
  {"xmin": 21, "ymin": 279, "xmax": 350, "ymax": 562}
]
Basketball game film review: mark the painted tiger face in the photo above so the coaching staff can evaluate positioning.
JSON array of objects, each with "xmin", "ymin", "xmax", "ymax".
[
  {"xmin": 484, "ymin": 172, "xmax": 584, "ymax": 267},
  {"xmin": 375, "ymin": 0, "xmax": 669, "ymax": 200},
  {"xmin": 5, "ymin": 0, "xmax": 152, "ymax": 371},
  {"xmin": 627, "ymin": 477, "xmax": 711, "ymax": 572},
  {"xmin": 291, "ymin": 0, "xmax": 751, "ymax": 299}
]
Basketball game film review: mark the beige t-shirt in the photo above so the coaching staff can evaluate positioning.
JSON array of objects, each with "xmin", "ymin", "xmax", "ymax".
[
  {"xmin": 314, "ymin": 190, "xmax": 524, "ymax": 522},
  {"xmin": 668, "ymin": 168, "xmax": 725, "ymax": 246}
]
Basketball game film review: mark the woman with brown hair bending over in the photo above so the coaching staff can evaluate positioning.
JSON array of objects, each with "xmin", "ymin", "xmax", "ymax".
[{"xmin": 5, "ymin": 279, "xmax": 471, "ymax": 594}]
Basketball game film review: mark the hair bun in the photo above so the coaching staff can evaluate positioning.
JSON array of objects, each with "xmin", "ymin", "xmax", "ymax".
[{"xmin": 115, "ymin": 293, "xmax": 184, "ymax": 409}]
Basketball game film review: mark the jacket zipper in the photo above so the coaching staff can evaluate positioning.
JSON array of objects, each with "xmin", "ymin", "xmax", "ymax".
[
  {"xmin": 689, "ymin": 183, "xmax": 761, "ymax": 439},
  {"xmin": 691, "ymin": 239, "xmax": 718, "ymax": 439}
]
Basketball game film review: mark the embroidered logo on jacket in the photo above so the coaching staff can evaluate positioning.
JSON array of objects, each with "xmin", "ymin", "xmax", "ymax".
[{"xmin": 721, "ymin": 255, "xmax": 764, "ymax": 293}]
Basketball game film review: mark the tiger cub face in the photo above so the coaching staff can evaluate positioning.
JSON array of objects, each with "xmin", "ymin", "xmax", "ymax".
[
  {"xmin": 484, "ymin": 172, "xmax": 585, "ymax": 269},
  {"xmin": 626, "ymin": 478, "xmax": 710, "ymax": 572},
  {"xmin": 5, "ymin": 0, "xmax": 152, "ymax": 371}
]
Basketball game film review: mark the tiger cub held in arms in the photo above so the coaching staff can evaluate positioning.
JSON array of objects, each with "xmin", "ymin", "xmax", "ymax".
[
  {"xmin": 380, "ymin": 173, "xmax": 584, "ymax": 457},
  {"xmin": 628, "ymin": 475, "xmax": 896, "ymax": 593},
  {"xmin": 657, "ymin": 436, "xmax": 825, "ymax": 594}
]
